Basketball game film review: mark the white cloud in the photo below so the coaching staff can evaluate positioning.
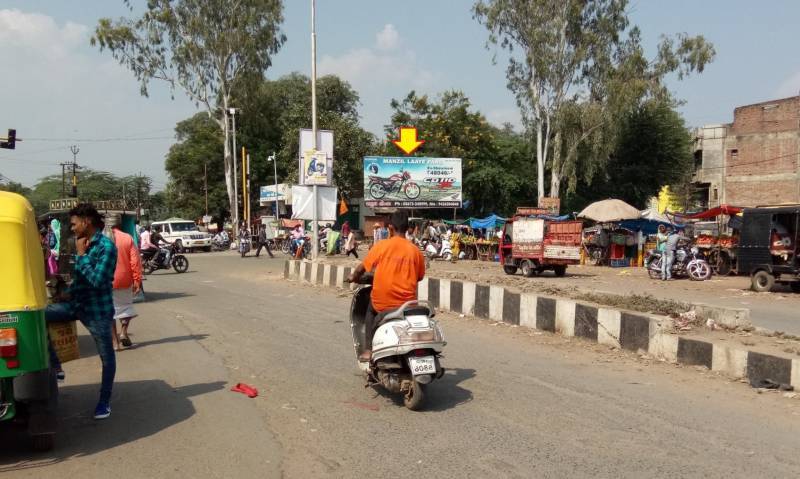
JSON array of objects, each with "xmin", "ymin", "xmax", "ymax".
[
  {"xmin": 318, "ymin": 24, "xmax": 440, "ymax": 135},
  {"xmin": 775, "ymin": 71, "xmax": 800, "ymax": 98},
  {"xmin": 375, "ymin": 24, "xmax": 399, "ymax": 51},
  {"xmin": 487, "ymin": 108, "xmax": 522, "ymax": 129},
  {"xmin": 0, "ymin": 9, "xmax": 197, "ymax": 187}
]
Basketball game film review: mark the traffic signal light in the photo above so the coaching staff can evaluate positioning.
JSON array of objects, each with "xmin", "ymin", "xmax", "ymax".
[{"xmin": 0, "ymin": 129, "xmax": 16, "ymax": 150}]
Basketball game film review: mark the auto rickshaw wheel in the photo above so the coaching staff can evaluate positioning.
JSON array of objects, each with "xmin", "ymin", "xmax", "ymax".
[
  {"xmin": 751, "ymin": 270, "xmax": 775, "ymax": 293},
  {"xmin": 790, "ymin": 281, "xmax": 800, "ymax": 293}
]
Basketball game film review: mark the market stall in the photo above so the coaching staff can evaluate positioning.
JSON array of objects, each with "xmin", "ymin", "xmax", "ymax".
[{"xmin": 677, "ymin": 204, "xmax": 742, "ymax": 275}]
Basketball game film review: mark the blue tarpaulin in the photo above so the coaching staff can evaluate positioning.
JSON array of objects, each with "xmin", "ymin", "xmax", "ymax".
[
  {"xmin": 618, "ymin": 219, "xmax": 685, "ymax": 235},
  {"xmin": 469, "ymin": 214, "xmax": 506, "ymax": 229}
]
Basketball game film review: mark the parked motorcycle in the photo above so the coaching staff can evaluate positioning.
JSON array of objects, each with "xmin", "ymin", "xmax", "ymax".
[
  {"xmin": 647, "ymin": 244, "xmax": 711, "ymax": 281},
  {"xmin": 142, "ymin": 244, "xmax": 189, "ymax": 274},
  {"xmin": 211, "ymin": 237, "xmax": 231, "ymax": 252},
  {"xmin": 367, "ymin": 170, "xmax": 421, "ymax": 200},
  {"xmin": 422, "ymin": 237, "xmax": 453, "ymax": 264},
  {"xmin": 349, "ymin": 274, "xmax": 446, "ymax": 411}
]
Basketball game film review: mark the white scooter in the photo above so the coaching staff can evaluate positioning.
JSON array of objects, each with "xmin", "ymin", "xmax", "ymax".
[
  {"xmin": 349, "ymin": 274, "xmax": 447, "ymax": 410},
  {"xmin": 423, "ymin": 237, "xmax": 453, "ymax": 263}
]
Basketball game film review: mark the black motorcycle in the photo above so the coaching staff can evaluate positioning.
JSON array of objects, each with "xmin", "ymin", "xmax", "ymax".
[
  {"xmin": 142, "ymin": 244, "xmax": 189, "ymax": 274},
  {"xmin": 646, "ymin": 243, "xmax": 711, "ymax": 281}
]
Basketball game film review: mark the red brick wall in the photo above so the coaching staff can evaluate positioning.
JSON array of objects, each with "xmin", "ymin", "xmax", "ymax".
[
  {"xmin": 731, "ymin": 97, "xmax": 799, "ymax": 135},
  {"xmin": 726, "ymin": 179, "xmax": 799, "ymax": 206},
  {"xmin": 726, "ymin": 136, "xmax": 798, "ymax": 177}
]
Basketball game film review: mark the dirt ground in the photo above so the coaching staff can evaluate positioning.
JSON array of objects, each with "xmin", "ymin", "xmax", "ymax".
[{"xmin": 317, "ymin": 249, "xmax": 800, "ymax": 351}]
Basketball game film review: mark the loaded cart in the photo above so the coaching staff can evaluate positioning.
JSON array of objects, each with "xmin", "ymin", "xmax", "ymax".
[
  {"xmin": 0, "ymin": 192, "xmax": 58, "ymax": 451},
  {"xmin": 499, "ymin": 216, "xmax": 583, "ymax": 277}
]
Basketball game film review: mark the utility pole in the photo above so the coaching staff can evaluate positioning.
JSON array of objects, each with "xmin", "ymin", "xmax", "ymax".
[
  {"xmin": 204, "ymin": 163, "xmax": 208, "ymax": 216},
  {"xmin": 69, "ymin": 145, "xmax": 80, "ymax": 198},
  {"xmin": 241, "ymin": 146, "xmax": 248, "ymax": 233},
  {"xmin": 268, "ymin": 153, "xmax": 279, "ymax": 220},
  {"xmin": 229, "ymin": 108, "xmax": 239, "ymax": 239},
  {"xmin": 246, "ymin": 151, "xmax": 251, "ymax": 233},
  {"xmin": 136, "ymin": 172, "xmax": 143, "ymax": 221},
  {"xmin": 310, "ymin": 0, "xmax": 319, "ymax": 259},
  {"xmin": 59, "ymin": 162, "xmax": 69, "ymax": 197}
]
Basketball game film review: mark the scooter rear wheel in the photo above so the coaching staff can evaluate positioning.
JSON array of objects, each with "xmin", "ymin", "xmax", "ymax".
[{"xmin": 404, "ymin": 380, "xmax": 426, "ymax": 411}]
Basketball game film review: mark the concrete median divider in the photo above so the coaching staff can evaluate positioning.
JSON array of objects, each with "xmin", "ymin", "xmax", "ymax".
[{"xmin": 285, "ymin": 259, "xmax": 800, "ymax": 390}]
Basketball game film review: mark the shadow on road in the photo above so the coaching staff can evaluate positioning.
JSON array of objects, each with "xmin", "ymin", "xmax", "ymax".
[
  {"xmin": 381, "ymin": 367, "xmax": 475, "ymax": 412},
  {"xmin": 0, "ymin": 380, "xmax": 225, "ymax": 471},
  {"xmin": 133, "ymin": 334, "xmax": 210, "ymax": 349},
  {"xmin": 141, "ymin": 291, "xmax": 195, "ymax": 302}
]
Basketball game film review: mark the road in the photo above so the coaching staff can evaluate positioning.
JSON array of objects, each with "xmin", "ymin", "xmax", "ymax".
[{"xmin": 2, "ymin": 253, "xmax": 800, "ymax": 478}]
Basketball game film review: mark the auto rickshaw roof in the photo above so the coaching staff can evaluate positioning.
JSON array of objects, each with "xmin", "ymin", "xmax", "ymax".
[{"xmin": 0, "ymin": 192, "xmax": 47, "ymax": 311}]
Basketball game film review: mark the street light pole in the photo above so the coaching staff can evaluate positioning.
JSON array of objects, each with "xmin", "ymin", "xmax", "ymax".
[
  {"xmin": 229, "ymin": 108, "xmax": 240, "ymax": 239},
  {"xmin": 310, "ymin": 0, "xmax": 319, "ymax": 259},
  {"xmin": 268, "ymin": 153, "xmax": 279, "ymax": 220}
]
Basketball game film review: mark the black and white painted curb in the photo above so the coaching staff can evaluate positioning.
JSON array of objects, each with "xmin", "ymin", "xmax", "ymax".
[{"xmin": 285, "ymin": 260, "xmax": 800, "ymax": 389}]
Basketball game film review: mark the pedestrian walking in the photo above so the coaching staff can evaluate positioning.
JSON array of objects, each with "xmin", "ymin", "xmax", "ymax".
[
  {"xmin": 255, "ymin": 224, "xmax": 274, "ymax": 258},
  {"xmin": 106, "ymin": 215, "xmax": 142, "ymax": 350},
  {"xmin": 345, "ymin": 230, "xmax": 359, "ymax": 258},
  {"xmin": 45, "ymin": 204, "xmax": 117, "ymax": 419}
]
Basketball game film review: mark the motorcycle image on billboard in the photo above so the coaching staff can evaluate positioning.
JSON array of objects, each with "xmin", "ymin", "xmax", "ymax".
[{"xmin": 363, "ymin": 156, "xmax": 462, "ymax": 208}]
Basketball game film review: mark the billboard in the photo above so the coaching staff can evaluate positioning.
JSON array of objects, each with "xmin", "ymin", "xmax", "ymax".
[{"xmin": 363, "ymin": 156, "xmax": 462, "ymax": 208}]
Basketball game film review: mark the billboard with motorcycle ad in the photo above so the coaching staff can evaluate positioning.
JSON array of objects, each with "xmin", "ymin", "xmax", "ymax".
[{"xmin": 363, "ymin": 156, "xmax": 462, "ymax": 208}]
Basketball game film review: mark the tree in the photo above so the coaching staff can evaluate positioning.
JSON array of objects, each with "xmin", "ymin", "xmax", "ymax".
[
  {"xmin": 386, "ymin": 91, "xmax": 534, "ymax": 215},
  {"xmin": 473, "ymin": 0, "xmax": 714, "ymax": 199},
  {"xmin": 164, "ymin": 113, "xmax": 227, "ymax": 221},
  {"xmin": 91, "ymin": 0, "xmax": 286, "ymax": 231},
  {"xmin": 163, "ymin": 73, "xmax": 378, "ymax": 219}
]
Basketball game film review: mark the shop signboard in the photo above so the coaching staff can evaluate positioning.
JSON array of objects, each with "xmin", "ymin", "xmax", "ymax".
[
  {"xmin": 363, "ymin": 156, "xmax": 462, "ymax": 208},
  {"xmin": 538, "ymin": 196, "xmax": 561, "ymax": 215}
]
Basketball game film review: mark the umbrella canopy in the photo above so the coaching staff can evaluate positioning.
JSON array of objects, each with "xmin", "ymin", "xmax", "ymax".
[{"xmin": 578, "ymin": 199, "xmax": 641, "ymax": 223}]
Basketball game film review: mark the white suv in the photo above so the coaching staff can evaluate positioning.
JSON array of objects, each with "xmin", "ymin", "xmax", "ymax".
[{"xmin": 151, "ymin": 218, "xmax": 212, "ymax": 252}]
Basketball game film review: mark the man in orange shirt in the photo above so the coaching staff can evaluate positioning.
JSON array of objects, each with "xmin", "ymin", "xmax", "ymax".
[
  {"xmin": 348, "ymin": 211, "xmax": 425, "ymax": 361},
  {"xmin": 107, "ymin": 215, "xmax": 143, "ymax": 350}
]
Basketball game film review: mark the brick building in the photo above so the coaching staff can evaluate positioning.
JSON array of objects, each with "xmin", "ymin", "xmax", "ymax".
[{"xmin": 693, "ymin": 95, "xmax": 800, "ymax": 208}]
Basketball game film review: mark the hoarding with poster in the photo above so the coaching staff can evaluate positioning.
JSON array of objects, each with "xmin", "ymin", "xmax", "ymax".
[{"xmin": 363, "ymin": 156, "xmax": 462, "ymax": 208}]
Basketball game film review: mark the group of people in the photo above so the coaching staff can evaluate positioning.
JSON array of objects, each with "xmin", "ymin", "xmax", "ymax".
[{"xmin": 45, "ymin": 204, "xmax": 150, "ymax": 420}]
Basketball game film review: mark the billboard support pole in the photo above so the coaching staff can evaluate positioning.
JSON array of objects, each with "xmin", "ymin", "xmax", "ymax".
[{"xmin": 310, "ymin": 0, "xmax": 319, "ymax": 259}]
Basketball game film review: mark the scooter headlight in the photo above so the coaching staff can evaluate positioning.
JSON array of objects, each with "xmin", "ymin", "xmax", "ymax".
[{"xmin": 691, "ymin": 247, "xmax": 699, "ymax": 255}]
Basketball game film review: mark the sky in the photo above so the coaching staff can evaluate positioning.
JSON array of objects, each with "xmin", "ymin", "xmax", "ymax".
[{"xmin": 1, "ymin": 0, "xmax": 799, "ymax": 189}]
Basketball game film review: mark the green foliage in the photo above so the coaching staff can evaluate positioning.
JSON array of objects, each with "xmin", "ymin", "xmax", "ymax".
[
  {"xmin": 164, "ymin": 113, "xmax": 227, "ymax": 220},
  {"xmin": 163, "ymin": 73, "xmax": 379, "ymax": 220},
  {"xmin": 562, "ymin": 100, "xmax": 693, "ymax": 211},
  {"xmin": 386, "ymin": 91, "xmax": 535, "ymax": 215},
  {"xmin": 91, "ymin": 0, "xmax": 287, "ymax": 220}
]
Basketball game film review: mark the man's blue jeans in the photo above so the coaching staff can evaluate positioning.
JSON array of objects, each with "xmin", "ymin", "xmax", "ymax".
[
  {"xmin": 662, "ymin": 251, "xmax": 675, "ymax": 280},
  {"xmin": 46, "ymin": 303, "xmax": 116, "ymax": 404}
]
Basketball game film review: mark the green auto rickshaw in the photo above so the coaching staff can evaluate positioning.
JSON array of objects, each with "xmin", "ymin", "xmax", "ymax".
[{"xmin": 0, "ymin": 191, "xmax": 58, "ymax": 451}]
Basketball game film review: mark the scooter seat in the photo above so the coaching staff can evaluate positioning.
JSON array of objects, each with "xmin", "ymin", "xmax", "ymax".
[{"xmin": 377, "ymin": 301, "xmax": 434, "ymax": 327}]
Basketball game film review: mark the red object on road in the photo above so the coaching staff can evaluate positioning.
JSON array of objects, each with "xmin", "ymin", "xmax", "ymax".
[{"xmin": 231, "ymin": 383, "xmax": 259, "ymax": 398}]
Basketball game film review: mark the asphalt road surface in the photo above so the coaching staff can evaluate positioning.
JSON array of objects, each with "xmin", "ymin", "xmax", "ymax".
[{"xmin": 2, "ymin": 252, "xmax": 799, "ymax": 478}]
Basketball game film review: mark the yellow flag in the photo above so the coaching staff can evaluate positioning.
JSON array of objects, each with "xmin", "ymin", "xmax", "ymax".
[{"xmin": 339, "ymin": 197, "xmax": 349, "ymax": 216}]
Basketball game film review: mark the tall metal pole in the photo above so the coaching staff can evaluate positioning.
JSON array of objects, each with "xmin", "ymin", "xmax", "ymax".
[
  {"xmin": 241, "ymin": 146, "xmax": 247, "ymax": 234},
  {"xmin": 204, "ymin": 163, "xmax": 208, "ymax": 216},
  {"xmin": 230, "ymin": 109, "xmax": 239, "ymax": 239},
  {"xmin": 272, "ymin": 154, "xmax": 279, "ymax": 220},
  {"xmin": 310, "ymin": 0, "xmax": 319, "ymax": 259},
  {"xmin": 69, "ymin": 145, "xmax": 79, "ymax": 198}
]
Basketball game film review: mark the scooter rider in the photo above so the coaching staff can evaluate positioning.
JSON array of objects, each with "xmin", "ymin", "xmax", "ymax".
[{"xmin": 347, "ymin": 211, "xmax": 426, "ymax": 362}]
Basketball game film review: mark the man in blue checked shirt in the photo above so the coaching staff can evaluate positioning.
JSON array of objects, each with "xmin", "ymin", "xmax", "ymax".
[{"xmin": 46, "ymin": 204, "xmax": 118, "ymax": 420}]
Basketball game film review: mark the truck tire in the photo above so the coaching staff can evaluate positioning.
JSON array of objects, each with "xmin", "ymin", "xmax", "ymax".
[
  {"xmin": 521, "ymin": 260, "xmax": 537, "ymax": 278},
  {"xmin": 503, "ymin": 265, "xmax": 518, "ymax": 275},
  {"xmin": 553, "ymin": 265, "xmax": 567, "ymax": 277},
  {"xmin": 751, "ymin": 270, "xmax": 774, "ymax": 293}
]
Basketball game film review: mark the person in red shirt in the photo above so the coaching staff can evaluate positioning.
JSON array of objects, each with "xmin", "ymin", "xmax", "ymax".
[
  {"xmin": 348, "ymin": 211, "xmax": 425, "ymax": 361},
  {"xmin": 106, "ymin": 215, "xmax": 143, "ymax": 350}
]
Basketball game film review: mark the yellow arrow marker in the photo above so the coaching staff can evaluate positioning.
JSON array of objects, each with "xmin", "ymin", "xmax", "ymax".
[{"xmin": 392, "ymin": 127, "xmax": 425, "ymax": 155}]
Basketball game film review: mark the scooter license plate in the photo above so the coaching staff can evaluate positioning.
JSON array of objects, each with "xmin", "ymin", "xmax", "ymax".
[{"xmin": 409, "ymin": 356, "xmax": 436, "ymax": 376}]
